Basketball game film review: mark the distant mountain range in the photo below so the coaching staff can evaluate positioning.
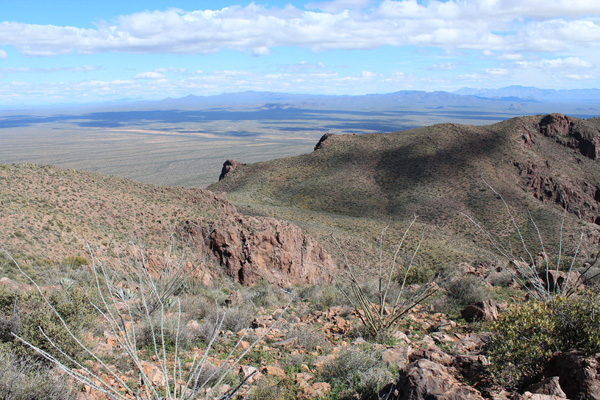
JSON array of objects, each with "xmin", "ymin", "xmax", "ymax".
[
  {"xmin": 130, "ymin": 87, "xmax": 600, "ymax": 114},
  {"xmin": 453, "ymin": 85, "xmax": 600, "ymax": 104}
]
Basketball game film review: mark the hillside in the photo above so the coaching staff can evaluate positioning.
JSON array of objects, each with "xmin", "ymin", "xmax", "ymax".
[
  {"xmin": 209, "ymin": 114, "xmax": 600, "ymax": 265},
  {"xmin": 0, "ymin": 164, "xmax": 333, "ymax": 286}
]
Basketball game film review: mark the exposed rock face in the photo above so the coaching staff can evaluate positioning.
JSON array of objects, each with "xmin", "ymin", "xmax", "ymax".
[
  {"xmin": 544, "ymin": 350, "xmax": 600, "ymax": 400},
  {"xmin": 539, "ymin": 114, "xmax": 600, "ymax": 160},
  {"xmin": 314, "ymin": 133, "xmax": 334, "ymax": 151},
  {"xmin": 382, "ymin": 345, "xmax": 487, "ymax": 400},
  {"xmin": 387, "ymin": 358, "xmax": 485, "ymax": 400},
  {"xmin": 218, "ymin": 159, "xmax": 244, "ymax": 181},
  {"xmin": 205, "ymin": 214, "xmax": 334, "ymax": 286},
  {"xmin": 513, "ymin": 160, "xmax": 600, "ymax": 225}
]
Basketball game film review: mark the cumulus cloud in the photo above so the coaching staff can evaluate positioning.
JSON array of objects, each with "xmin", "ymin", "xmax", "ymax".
[
  {"xmin": 306, "ymin": 0, "xmax": 373, "ymax": 12},
  {"xmin": 429, "ymin": 63, "xmax": 456, "ymax": 70},
  {"xmin": 515, "ymin": 57, "xmax": 593, "ymax": 69},
  {"xmin": 134, "ymin": 71, "xmax": 165, "ymax": 79},
  {"xmin": 0, "ymin": 1, "xmax": 598, "ymax": 57},
  {"xmin": 485, "ymin": 68, "xmax": 510, "ymax": 75},
  {"xmin": 0, "ymin": 65, "xmax": 100, "ymax": 73}
]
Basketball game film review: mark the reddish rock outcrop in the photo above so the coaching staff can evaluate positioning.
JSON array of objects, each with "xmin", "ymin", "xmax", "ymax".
[
  {"xmin": 205, "ymin": 214, "xmax": 334, "ymax": 286},
  {"xmin": 513, "ymin": 161, "xmax": 600, "ymax": 225},
  {"xmin": 539, "ymin": 114, "xmax": 600, "ymax": 160},
  {"xmin": 218, "ymin": 159, "xmax": 244, "ymax": 181},
  {"xmin": 386, "ymin": 358, "xmax": 485, "ymax": 400}
]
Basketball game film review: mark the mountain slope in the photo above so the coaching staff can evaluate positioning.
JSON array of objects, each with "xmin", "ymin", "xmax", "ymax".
[
  {"xmin": 0, "ymin": 164, "xmax": 333, "ymax": 286},
  {"xmin": 209, "ymin": 114, "xmax": 600, "ymax": 262}
]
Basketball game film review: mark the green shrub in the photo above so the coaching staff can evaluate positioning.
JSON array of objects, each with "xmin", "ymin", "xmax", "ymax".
[
  {"xmin": 320, "ymin": 346, "xmax": 391, "ymax": 400},
  {"xmin": 247, "ymin": 376, "xmax": 297, "ymax": 400},
  {"xmin": 0, "ymin": 286, "xmax": 97, "ymax": 365},
  {"xmin": 61, "ymin": 255, "xmax": 89, "ymax": 267},
  {"xmin": 486, "ymin": 292, "xmax": 600, "ymax": 389},
  {"xmin": 248, "ymin": 280, "xmax": 284, "ymax": 308},
  {"xmin": 298, "ymin": 284, "xmax": 348, "ymax": 311},
  {"xmin": 0, "ymin": 345, "xmax": 78, "ymax": 399},
  {"xmin": 446, "ymin": 275, "xmax": 490, "ymax": 306}
]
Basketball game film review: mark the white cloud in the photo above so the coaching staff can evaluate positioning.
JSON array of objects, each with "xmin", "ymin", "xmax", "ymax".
[
  {"xmin": 0, "ymin": 49, "xmax": 7, "ymax": 59},
  {"xmin": 429, "ymin": 63, "xmax": 456, "ymax": 70},
  {"xmin": 515, "ymin": 57, "xmax": 593, "ymax": 69},
  {"xmin": 134, "ymin": 71, "xmax": 165, "ymax": 79},
  {"xmin": 306, "ymin": 0, "xmax": 372, "ymax": 12},
  {"xmin": 0, "ymin": 2, "xmax": 598, "ymax": 57},
  {"xmin": 566, "ymin": 74, "xmax": 595, "ymax": 80},
  {"xmin": 154, "ymin": 67, "xmax": 188, "ymax": 74},
  {"xmin": 485, "ymin": 68, "xmax": 509, "ymax": 75},
  {"xmin": 0, "ymin": 65, "xmax": 100, "ymax": 73}
]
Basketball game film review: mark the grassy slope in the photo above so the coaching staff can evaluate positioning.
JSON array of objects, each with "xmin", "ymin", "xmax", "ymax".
[
  {"xmin": 209, "ymin": 115, "xmax": 600, "ymax": 267},
  {"xmin": 0, "ymin": 164, "xmax": 233, "ymax": 280}
]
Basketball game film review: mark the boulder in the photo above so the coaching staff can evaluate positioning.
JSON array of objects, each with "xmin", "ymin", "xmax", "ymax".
[
  {"xmin": 544, "ymin": 350, "xmax": 600, "ymax": 400},
  {"xmin": 386, "ymin": 358, "xmax": 485, "ymax": 400},
  {"xmin": 207, "ymin": 215, "xmax": 335, "ymax": 286},
  {"xmin": 461, "ymin": 300, "xmax": 499, "ymax": 322}
]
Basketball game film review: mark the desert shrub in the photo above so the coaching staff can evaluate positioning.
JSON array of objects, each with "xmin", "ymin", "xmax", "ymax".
[
  {"xmin": 298, "ymin": 284, "xmax": 348, "ymax": 311},
  {"xmin": 247, "ymin": 280, "xmax": 284, "ymax": 308},
  {"xmin": 287, "ymin": 324, "xmax": 329, "ymax": 352},
  {"xmin": 0, "ymin": 345, "xmax": 78, "ymax": 399},
  {"xmin": 396, "ymin": 257, "xmax": 439, "ymax": 285},
  {"xmin": 486, "ymin": 267, "xmax": 514, "ymax": 287},
  {"xmin": 179, "ymin": 293, "xmax": 214, "ymax": 320},
  {"xmin": 247, "ymin": 376, "xmax": 297, "ymax": 400},
  {"xmin": 486, "ymin": 292, "xmax": 600, "ymax": 389},
  {"xmin": 3, "ymin": 247, "xmax": 289, "ymax": 400},
  {"xmin": 446, "ymin": 275, "xmax": 490, "ymax": 306},
  {"xmin": 0, "ymin": 286, "xmax": 96, "ymax": 365},
  {"xmin": 137, "ymin": 315, "xmax": 194, "ymax": 351},
  {"xmin": 61, "ymin": 255, "xmax": 89, "ymax": 267},
  {"xmin": 335, "ymin": 218, "xmax": 440, "ymax": 343},
  {"xmin": 320, "ymin": 346, "xmax": 392, "ymax": 400}
]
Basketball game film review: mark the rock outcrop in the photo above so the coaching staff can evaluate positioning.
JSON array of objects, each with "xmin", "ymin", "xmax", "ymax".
[
  {"xmin": 539, "ymin": 114, "xmax": 600, "ymax": 160},
  {"xmin": 182, "ymin": 214, "xmax": 334, "ymax": 286},
  {"xmin": 218, "ymin": 159, "xmax": 244, "ymax": 181},
  {"xmin": 207, "ymin": 215, "xmax": 334, "ymax": 286},
  {"xmin": 543, "ymin": 350, "xmax": 600, "ymax": 400}
]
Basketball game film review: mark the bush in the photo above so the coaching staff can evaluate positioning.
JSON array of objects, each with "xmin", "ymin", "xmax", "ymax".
[
  {"xmin": 287, "ymin": 324, "xmax": 329, "ymax": 352},
  {"xmin": 446, "ymin": 275, "xmax": 490, "ymax": 306},
  {"xmin": 486, "ymin": 292, "xmax": 600, "ymax": 389},
  {"xmin": 0, "ymin": 345, "xmax": 78, "ymax": 399},
  {"xmin": 298, "ymin": 284, "xmax": 348, "ymax": 311},
  {"xmin": 320, "ymin": 346, "xmax": 392, "ymax": 400},
  {"xmin": 0, "ymin": 286, "xmax": 97, "ymax": 365}
]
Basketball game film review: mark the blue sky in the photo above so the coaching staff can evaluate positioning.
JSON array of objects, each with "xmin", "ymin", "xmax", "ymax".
[{"xmin": 1, "ymin": 0, "xmax": 599, "ymax": 106}]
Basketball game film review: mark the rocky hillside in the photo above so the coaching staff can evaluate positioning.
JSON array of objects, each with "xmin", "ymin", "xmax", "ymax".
[
  {"xmin": 209, "ymin": 114, "xmax": 600, "ymax": 263},
  {"xmin": 0, "ymin": 164, "xmax": 334, "ymax": 286}
]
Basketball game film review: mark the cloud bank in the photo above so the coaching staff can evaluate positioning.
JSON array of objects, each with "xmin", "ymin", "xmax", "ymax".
[{"xmin": 0, "ymin": 0, "xmax": 599, "ymax": 56}]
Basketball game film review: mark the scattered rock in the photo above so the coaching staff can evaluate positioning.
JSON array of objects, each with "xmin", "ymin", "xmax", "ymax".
[
  {"xmin": 262, "ymin": 365, "xmax": 286, "ymax": 380},
  {"xmin": 383, "ymin": 345, "xmax": 412, "ymax": 369}
]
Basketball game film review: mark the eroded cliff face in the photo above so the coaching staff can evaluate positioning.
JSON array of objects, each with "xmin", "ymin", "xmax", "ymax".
[
  {"xmin": 539, "ymin": 114, "xmax": 600, "ymax": 160},
  {"xmin": 180, "ymin": 208, "xmax": 335, "ymax": 287},
  {"xmin": 511, "ymin": 114, "xmax": 600, "ymax": 228}
]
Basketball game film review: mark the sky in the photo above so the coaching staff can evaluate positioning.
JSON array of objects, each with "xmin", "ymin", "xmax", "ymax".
[{"xmin": 0, "ymin": 0, "xmax": 599, "ymax": 106}]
